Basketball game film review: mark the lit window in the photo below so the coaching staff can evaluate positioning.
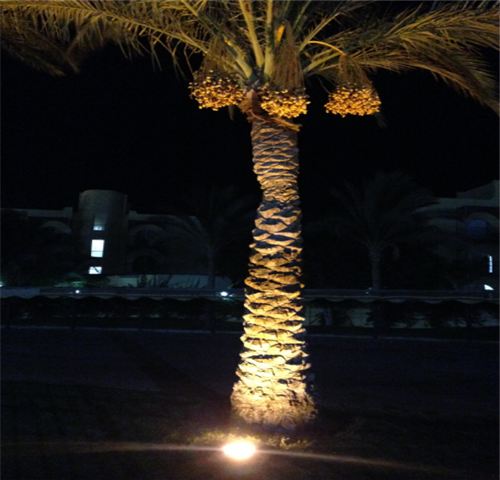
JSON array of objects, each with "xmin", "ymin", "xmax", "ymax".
[
  {"xmin": 488, "ymin": 255, "xmax": 493, "ymax": 273},
  {"xmin": 91, "ymin": 239, "xmax": 105, "ymax": 257},
  {"xmin": 484, "ymin": 284, "xmax": 494, "ymax": 291},
  {"xmin": 93, "ymin": 213, "xmax": 107, "ymax": 231},
  {"xmin": 89, "ymin": 266, "xmax": 102, "ymax": 275}
]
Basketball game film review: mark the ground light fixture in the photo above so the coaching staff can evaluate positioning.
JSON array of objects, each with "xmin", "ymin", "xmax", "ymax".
[{"xmin": 222, "ymin": 441, "xmax": 256, "ymax": 460}]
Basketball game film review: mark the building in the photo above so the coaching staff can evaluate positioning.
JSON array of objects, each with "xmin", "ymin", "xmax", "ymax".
[
  {"xmin": 5, "ymin": 189, "xmax": 229, "ymax": 288},
  {"xmin": 422, "ymin": 180, "xmax": 499, "ymax": 290},
  {"xmin": 4, "ymin": 182, "xmax": 499, "ymax": 291}
]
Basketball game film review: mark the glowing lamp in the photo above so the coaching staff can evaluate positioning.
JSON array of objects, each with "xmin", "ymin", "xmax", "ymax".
[
  {"xmin": 220, "ymin": 291, "xmax": 229, "ymax": 297},
  {"xmin": 222, "ymin": 441, "xmax": 256, "ymax": 460}
]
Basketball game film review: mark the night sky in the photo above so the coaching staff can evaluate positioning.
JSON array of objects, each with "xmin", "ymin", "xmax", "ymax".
[{"xmin": 2, "ymin": 40, "xmax": 499, "ymax": 216}]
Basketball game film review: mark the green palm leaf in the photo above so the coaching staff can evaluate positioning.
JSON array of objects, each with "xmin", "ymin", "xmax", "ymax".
[
  {"xmin": 304, "ymin": 2, "xmax": 499, "ymax": 111},
  {"xmin": 1, "ymin": 1, "xmax": 498, "ymax": 112}
]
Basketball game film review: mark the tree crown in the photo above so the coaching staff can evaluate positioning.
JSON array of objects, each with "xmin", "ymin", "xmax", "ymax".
[{"xmin": 1, "ymin": 0, "xmax": 498, "ymax": 119}]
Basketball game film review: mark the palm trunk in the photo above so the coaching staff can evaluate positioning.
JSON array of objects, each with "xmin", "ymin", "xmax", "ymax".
[
  {"xmin": 206, "ymin": 247, "xmax": 216, "ymax": 289},
  {"xmin": 369, "ymin": 249, "xmax": 382, "ymax": 338},
  {"xmin": 205, "ymin": 247, "xmax": 217, "ymax": 332},
  {"xmin": 230, "ymin": 119, "xmax": 317, "ymax": 431},
  {"xmin": 369, "ymin": 249, "xmax": 382, "ymax": 292}
]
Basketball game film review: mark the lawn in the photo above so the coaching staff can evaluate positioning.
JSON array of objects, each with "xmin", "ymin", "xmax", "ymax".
[
  {"xmin": 2, "ymin": 382, "xmax": 498, "ymax": 479},
  {"xmin": 1, "ymin": 329, "xmax": 498, "ymax": 479}
]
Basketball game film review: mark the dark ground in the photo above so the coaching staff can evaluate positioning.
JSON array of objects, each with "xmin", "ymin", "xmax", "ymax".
[{"xmin": 1, "ymin": 327, "xmax": 498, "ymax": 479}]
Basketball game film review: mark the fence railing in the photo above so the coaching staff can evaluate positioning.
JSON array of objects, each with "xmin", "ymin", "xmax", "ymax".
[{"xmin": 1, "ymin": 287, "xmax": 498, "ymax": 341}]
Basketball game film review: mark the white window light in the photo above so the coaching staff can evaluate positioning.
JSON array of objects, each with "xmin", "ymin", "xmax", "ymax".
[
  {"xmin": 487, "ymin": 255, "xmax": 493, "ymax": 273},
  {"xmin": 484, "ymin": 284, "xmax": 494, "ymax": 291},
  {"xmin": 91, "ymin": 239, "xmax": 105, "ymax": 257},
  {"xmin": 89, "ymin": 266, "xmax": 102, "ymax": 275},
  {"xmin": 93, "ymin": 213, "xmax": 107, "ymax": 231}
]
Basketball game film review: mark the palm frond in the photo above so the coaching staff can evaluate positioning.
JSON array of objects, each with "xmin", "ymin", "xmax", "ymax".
[
  {"xmin": 0, "ymin": 1, "xmax": 234, "ymax": 75},
  {"xmin": 298, "ymin": 1, "xmax": 377, "ymax": 52},
  {"xmin": 262, "ymin": 0, "xmax": 275, "ymax": 79},
  {"xmin": 330, "ymin": 171, "xmax": 437, "ymax": 251},
  {"xmin": 238, "ymin": 0, "xmax": 264, "ymax": 68},
  {"xmin": 1, "ymin": 9, "xmax": 79, "ymax": 75},
  {"xmin": 1, "ymin": 0, "xmax": 498, "ymax": 112},
  {"xmin": 303, "ymin": 2, "xmax": 499, "ymax": 112}
]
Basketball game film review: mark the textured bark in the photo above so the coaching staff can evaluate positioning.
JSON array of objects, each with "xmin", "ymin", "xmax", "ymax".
[{"xmin": 230, "ymin": 120, "xmax": 317, "ymax": 431}]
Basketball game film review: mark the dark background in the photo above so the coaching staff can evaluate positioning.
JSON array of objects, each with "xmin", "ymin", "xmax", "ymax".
[{"xmin": 2, "ymin": 43, "xmax": 499, "ymax": 215}]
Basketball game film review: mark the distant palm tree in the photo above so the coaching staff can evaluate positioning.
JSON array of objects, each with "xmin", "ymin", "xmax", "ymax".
[
  {"xmin": 1, "ymin": 0, "xmax": 498, "ymax": 430},
  {"xmin": 160, "ymin": 184, "xmax": 257, "ymax": 289},
  {"xmin": 328, "ymin": 171, "xmax": 439, "ymax": 291}
]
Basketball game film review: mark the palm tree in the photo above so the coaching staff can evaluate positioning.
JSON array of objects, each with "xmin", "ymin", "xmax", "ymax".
[
  {"xmin": 154, "ymin": 185, "xmax": 256, "ymax": 332},
  {"xmin": 328, "ymin": 171, "xmax": 439, "ymax": 291},
  {"xmin": 160, "ymin": 184, "xmax": 257, "ymax": 289},
  {"xmin": 1, "ymin": 0, "xmax": 498, "ymax": 430}
]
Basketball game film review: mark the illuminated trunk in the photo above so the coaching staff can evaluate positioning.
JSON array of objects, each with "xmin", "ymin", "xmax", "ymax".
[{"xmin": 230, "ymin": 120, "xmax": 317, "ymax": 431}]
